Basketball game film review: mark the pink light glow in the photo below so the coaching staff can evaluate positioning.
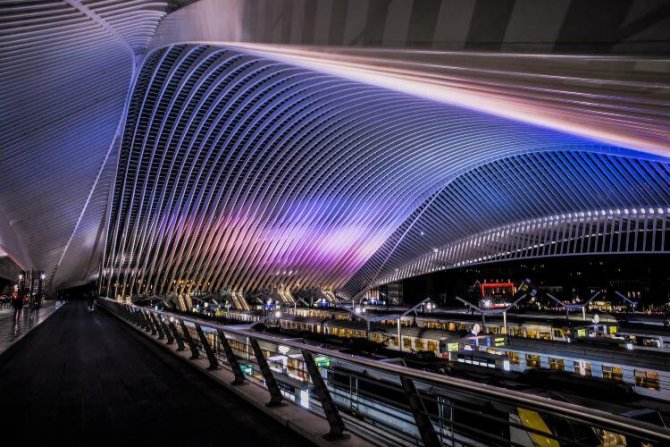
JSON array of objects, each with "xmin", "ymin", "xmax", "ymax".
[{"xmin": 223, "ymin": 43, "xmax": 670, "ymax": 158}]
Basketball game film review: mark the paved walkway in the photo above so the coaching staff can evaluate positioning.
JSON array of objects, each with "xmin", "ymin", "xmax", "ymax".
[
  {"xmin": 0, "ymin": 302, "xmax": 315, "ymax": 446},
  {"xmin": 0, "ymin": 301, "xmax": 59, "ymax": 354}
]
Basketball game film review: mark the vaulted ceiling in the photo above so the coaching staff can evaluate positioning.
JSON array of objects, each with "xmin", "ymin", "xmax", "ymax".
[{"xmin": 2, "ymin": 0, "xmax": 669, "ymax": 299}]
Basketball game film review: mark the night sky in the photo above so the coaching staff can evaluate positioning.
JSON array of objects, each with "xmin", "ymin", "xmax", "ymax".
[{"xmin": 401, "ymin": 254, "xmax": 670, "ymax": 307}]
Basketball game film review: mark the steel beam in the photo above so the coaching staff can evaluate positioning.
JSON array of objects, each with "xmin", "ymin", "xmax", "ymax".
[
  {"xmin": 131, "ymin": 308, "xmax": 144, "ymax": 328},
  {"xmin": 195, "ymin": 324, "xmax": 218, "ymax": 370},
  {"xmin": 179, "ymin": 320, "xmax": 199, "ymax": 359},
  {"xmin": 169, "ymin": 321, "xmax": 185, "ymax": 351},
  {"xmin": 249, "ymin": 338, "xmax": 283, "ymax": 407},
  {"xmin": 217, "ymin": 329, "xmax": 246, "ymax": 385},
  {"xmin": 159, "ymin": 317, "xmax": 174, "ymax": 344},
  {"xmin": 136, "ymin": 309, "xmax": 150, "ymax": 330},
  {"xmin": 399, "ymin": 375, "xmax": 441, "ymax": 447},
  {"xmin": 301, "ymin": 350, "xmax": 347, "ymax": 440},
  {"xmin": 150, "ymin": 313, "xmax": 166, "ymax": 340},
  {"xmin": 143, "ymin": 310, "xmax": 157, "ymax": 335}
]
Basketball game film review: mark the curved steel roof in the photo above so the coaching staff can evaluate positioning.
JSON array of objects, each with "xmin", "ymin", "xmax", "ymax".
[
  {"xmin": 0, "ymin": 0, "xmax": 166, "ymax": 288},
  {"xmin": 1, "ymin": 1, "xmax": 669, "ymax": 301},
  {"xmin": 100, "ymin": 44, "xmax": 670, "ymax": 299},
  {"xmin": 343, "ymin": 151, "xmax": 670, "ymax": 295}
]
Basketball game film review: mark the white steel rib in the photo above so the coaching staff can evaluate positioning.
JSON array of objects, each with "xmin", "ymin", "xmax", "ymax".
[
  {"xmin": 1, "ymin": 1, "xmax": 669, "ymax": 302},
  {"xmin": 100, "ymin": 45, "xmax": 670, "ymax": 300}
]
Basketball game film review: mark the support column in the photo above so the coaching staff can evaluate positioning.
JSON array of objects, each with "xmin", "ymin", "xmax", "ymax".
[
  {"xmin": 131, "ymin": 308, "xmax": 145, "ymax": 328},
  {"xmin": 195, "ymin": 324, "xmax": 218, "ymax": 370},
  {"xmin": 125, "ymin": 306, "xmax": 136, "ymax": 325},
  {"xmin": 159, "ymin": 317, "xmax": 174, "ymax": 344},
  {"xmin": 143, "ymin": 310, "xmax": 157, "ymax": 335},
  {"xmin": 149, "ymin": 313, "xmax": 165, "ymax": 340},
  {"xmin": 169, "ymin": 321, "xmax": 185, "ymax": 351},
  {"xmin": 179, "ymin": 320, "xmax": 199, "ymax": 359},
  {"xmin": 120, "ymin": 304, "xmax": 132, "ymax": 322},
  {"xmin": 301, "ymin": 350, "xmax": 347, "ymax": 440},
  {"xmin": 249, "ymin": 338, "xmax": 284, "ymax": 407},
  {"xmin": 217, "ymin": 329, "xmax": 246, "ymax": 385},
  {"xmin": 141, "ymin": 311, "xmax": 153, "ymax": 331},
  {"xmin": 399, "ymin": 375, "xmax": 441, "ymax": 447}
]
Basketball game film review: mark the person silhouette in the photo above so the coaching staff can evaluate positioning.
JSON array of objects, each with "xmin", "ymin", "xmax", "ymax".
[
  {"xmin": 12, "ymin": 292, "xmax": 24, "ymax": 321},
  {"xmin": 87, "ymin": 293, "xmax": 95, "ymax": 312}
]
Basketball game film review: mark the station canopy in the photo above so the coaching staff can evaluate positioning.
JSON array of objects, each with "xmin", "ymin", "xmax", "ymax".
[{"xmin": 1, "ymin": 1, "xmax": 669, "ymax": 300}]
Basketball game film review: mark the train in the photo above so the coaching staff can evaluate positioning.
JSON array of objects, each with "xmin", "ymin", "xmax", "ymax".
[
  {"xmin": 327, "ymin": 357, "xmax": 642, "ymax": 447},
  {"xmin": 173, "ymin": 309, "xmax": 668, "ymax": 445},
  {"xmin": 230, "ymin": 325, "xmax": 633, "ymax": 447},
  {"xmin": 255, "ymin": 313, "xmax": 670, "ymax": 403}
]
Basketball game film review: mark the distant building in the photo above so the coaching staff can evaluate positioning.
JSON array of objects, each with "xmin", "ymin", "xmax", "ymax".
[{"xmin": 380, "ymin": 282, "xmax": 403, "ymax": 306}]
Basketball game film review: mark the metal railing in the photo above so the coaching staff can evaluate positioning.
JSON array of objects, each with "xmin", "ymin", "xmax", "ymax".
[{"xmin": 98, "ymin": 297, "xmax": 670, "ymax": 446}]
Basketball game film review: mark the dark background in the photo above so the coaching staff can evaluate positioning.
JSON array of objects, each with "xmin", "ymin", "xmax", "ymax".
[{"xmin": 401, "ymin": 254, "xmax": 670, "ymax": 307}]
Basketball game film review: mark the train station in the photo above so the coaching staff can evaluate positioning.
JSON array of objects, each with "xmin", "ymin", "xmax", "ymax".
[{"xmin": 2, "ymin": 1, "xmax": 670, "ymax": 446}]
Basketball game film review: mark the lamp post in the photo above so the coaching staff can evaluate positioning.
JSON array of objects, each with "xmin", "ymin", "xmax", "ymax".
[
  {"xmin": 36, "ymin": 271, "xmax": 45, "ymax": 307},
  {"xmin": 18, "ymin": 272, "xmax": 25, "ymax": 301}
]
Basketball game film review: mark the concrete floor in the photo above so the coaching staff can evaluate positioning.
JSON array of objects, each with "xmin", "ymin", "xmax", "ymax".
[{"xmin": 0, "ymin": 302, "xmax": 315, "ymax": 447}]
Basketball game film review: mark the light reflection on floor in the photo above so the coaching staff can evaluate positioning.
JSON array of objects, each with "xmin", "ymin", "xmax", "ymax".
[{"xmin": 0, "ymin": 302, "xmax": 58, "ymax": 355}]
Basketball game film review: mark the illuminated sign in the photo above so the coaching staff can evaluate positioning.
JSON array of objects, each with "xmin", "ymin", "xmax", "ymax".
[
  {"xmin": 314, "ymin": 356, "xmax": 331, "ymax": 368},
  {"xmin": 240, "ymin": 363, "xmax": 254, "ymax": 376},
  {"xmin": 481, "ymin": 282, "xmax": 517, "ymax": 297}
]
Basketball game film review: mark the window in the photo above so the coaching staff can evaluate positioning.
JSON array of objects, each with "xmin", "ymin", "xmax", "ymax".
[
  {"xmin": 635, "ymin": 370, "xmax": 660, "ymax": 391},
  {"xmin": 507, "ymin": 351, "xmax": 519, "ymax": 365},
  {"xmin": 426, "ymin": 340, "xmax": 438, "ymax": 352},
  {"xmin": 553, "ymin": 329, "xmax": 563, "ymax": 339},
  {"xmin": 549, "ymin": 357, "xmax": 565, "ymax": 371},
  {"xmin": 403, "ymin": 337, "xmax": 412, "ymax": 349},
  {"xmin": 602, "ymin": 365, "xmax": 624, "ymax": 382},
  {"xmin": 642, "ymin": 337, "xmax": 661, "ymax": 348},
  {"xmin": 574, "ymin": 361, "xmax": 592, "ymax": 377},
  {"xmin": 526, "ymin": 354, "xmax": 541, "ymax": 368},
  {"xmin": 287, "ymin": 357, "xmax": 308, "ymax": 381}
]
